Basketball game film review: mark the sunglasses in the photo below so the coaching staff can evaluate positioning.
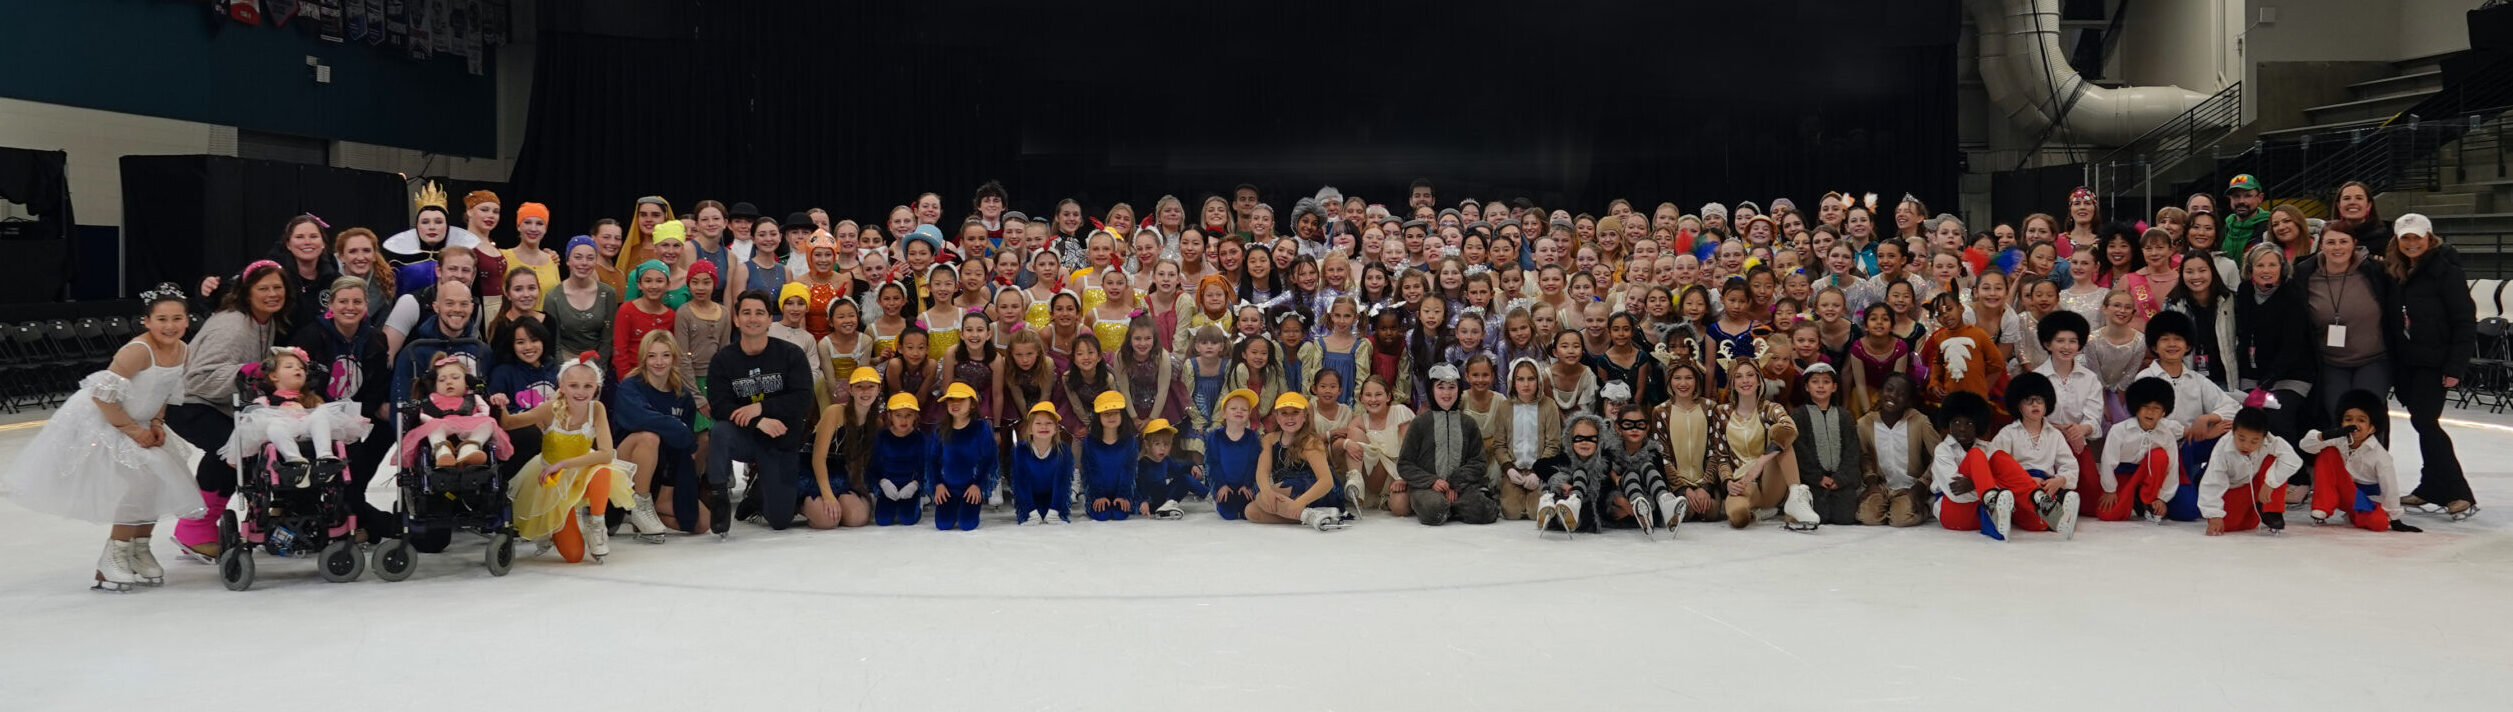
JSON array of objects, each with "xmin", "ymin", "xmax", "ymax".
[
  {"xmin": 1569, "ymin": 434, "xmax": 1600, "ymax": 444},
  {"xmin": 1617, "ymin": 420, "xmax": 1649, "ymax": 431}
]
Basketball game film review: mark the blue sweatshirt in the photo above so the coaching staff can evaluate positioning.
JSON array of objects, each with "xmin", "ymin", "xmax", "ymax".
[
  {"xmin": 1203, "ymin": 426, "xmax": 1263, "ymax": 489},
  {"xmin": 870, "ymin": 427, "xmax": 934, "ymax": 488},
  {"xmin": 930, "ymin": 419, "xmax": 999, "ymax": 496},
  {"xmin": 1080, "ymin": 436, "xmax": 1139, "ymax": 500},
  {"xmin": 611, "ymin": 374, "xmax": 698, "ymax": 453},
  {"xmin": 1010, "ymin": 440, "xmax": 1076, "ymax": 499},
  {"xmin": 1135, "ymin": 455, "xmax": 1197, "ymax": 498}
]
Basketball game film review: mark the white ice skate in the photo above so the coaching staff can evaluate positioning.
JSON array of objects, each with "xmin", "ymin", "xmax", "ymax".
[
  {"xmin": 580, "ymin": 508, "xmax": 609, "ymax": 562},
  {"xmin": 1300, "ymin": 507, "xmax": 1349, "ymax": 531},
  {"xmin": 2447, "ymin": 501, "xmax": 2480, "ymax": 521},
  {"xmin": 1535, "ymin": 492, "xmax": 1566, "ymax": 537},
  {"xmin": 1631, "ymin": 497, "xmax": 1659, "ymax": 540},
  {"xmin": 625, "ymin": 493, "xmax": 669, "ymax": 544},
  {"xmin": 126, "ymin": 538, "xmax": 164, "ymax": 586},
  {"xmin": 1154, "ymin": 500, "xmax": 1185, "ymax": 520},
  {"xmin": 2310, "ymin": 509, "xmax": 2333, "ymax": 525},
  {"xmin": 1782, "ymin": 484, "xmax": 1821, "ymax": 532},
  {"xmin": 1558, "ymin": 492, "xmax": 1584, "ymax": 534},
  {"xmin": 2042, "ymin": 491, "xmax": 2079, "ymax": 540},
  {"xmin": 1657, "ymin": 492, "xmax": 1685, "ymax": 536},
  {"xmin": 93, "ymin": 540, "xmax": 139, "ymax": 593},
  {"xmin": 1981, "ymin": 490, "xmax": 2014, "ymax": 542},
  {"xmin": 1342, "ymin": 474, "xmax": 1365, "ymax": 514}
]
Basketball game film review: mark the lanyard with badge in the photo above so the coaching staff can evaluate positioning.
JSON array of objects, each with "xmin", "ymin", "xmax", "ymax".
[{"xmin": 2320, "ymin": 271, "xmax": 2348, "ymax": 348}]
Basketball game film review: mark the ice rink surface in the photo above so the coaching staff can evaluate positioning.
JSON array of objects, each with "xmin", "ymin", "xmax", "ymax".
[{"xmin": 3, "ymin": 411, "xmax": 2510, "ymax": 712}]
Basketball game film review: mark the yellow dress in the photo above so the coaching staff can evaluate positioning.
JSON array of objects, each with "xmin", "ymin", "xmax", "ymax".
[
  {"xmin": 920, "ymin": 313, "xmax": 962, "ymax": 361},
  {"xmin": 1092, "ymin": 313, "xmax": 1131, "ymax": 354},
  {"xmin": 1024, "ymin": 298, "xmax": 1054, "ymax": 333},
  {"xmin": 823, "ymin": 332, "xmax": 871, "ymax": 384},
  {"xmin": 507, "ymin": 412, "xmax": 633, "ymax": 542}
]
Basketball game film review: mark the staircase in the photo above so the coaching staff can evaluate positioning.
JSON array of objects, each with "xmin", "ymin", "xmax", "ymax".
[{"xmin": 2260, "ymin": 53, "xmax": 2454, "ymax": 142}]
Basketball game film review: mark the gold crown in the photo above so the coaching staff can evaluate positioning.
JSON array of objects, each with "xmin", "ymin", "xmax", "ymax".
[{"xmin": 413, "ymin": 181, "xmax": 448, "ymax": 212}]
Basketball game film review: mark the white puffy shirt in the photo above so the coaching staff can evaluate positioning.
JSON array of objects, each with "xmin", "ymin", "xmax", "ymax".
[
  {"xmin": 2196, "ymin": 436, "xmax": 2302, "ymax": 519},
  {"xmin": 2298, "ymin": 430, "xmax": 2403, "ymax": 517},
  {"xmin": 2033, "ymin": 357, "xmax": 2106, "ymax": 429},
  {"xmin": 2133, "ymin": 362, "xmax": 2239, "ymax": 426},
  {"xmin": 1988, "ymin": 421, "xmax": 2080, "ymax": 489},
  {"xmin": 2101, "ymin": 419, "xmax": 2188, "ymax": 499}
]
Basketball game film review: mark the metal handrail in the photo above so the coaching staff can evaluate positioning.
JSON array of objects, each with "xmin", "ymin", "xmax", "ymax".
[{"xmin": 2090, "ymin": 82, "xmax": 2244, "ymax": 168}]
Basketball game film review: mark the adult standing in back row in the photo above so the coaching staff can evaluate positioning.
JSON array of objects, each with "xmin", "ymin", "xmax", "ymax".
[
  {"xmin": 2292, "ymin": 222, "xmax": 2395, "ymax": 421},
  {"xmin": 2385, "ymin": 214, "xmax": 2478, "ymax": 518}
]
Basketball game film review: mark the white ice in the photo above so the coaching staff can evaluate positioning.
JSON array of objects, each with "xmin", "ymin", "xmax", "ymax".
[{"xmin": 2, "ymin": 410, "xmax": 2510, "ymax": 712}]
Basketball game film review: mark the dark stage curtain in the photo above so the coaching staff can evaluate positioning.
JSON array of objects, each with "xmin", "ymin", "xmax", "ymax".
[{"xmin": 512, "ymin": 0, "xmax": 1960, "ymax": 229}]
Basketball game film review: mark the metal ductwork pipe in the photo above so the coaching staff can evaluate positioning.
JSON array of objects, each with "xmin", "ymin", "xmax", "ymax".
[{"xmin": 1967, "ymin": 0, "xmax": 2216, "ymax": 145}]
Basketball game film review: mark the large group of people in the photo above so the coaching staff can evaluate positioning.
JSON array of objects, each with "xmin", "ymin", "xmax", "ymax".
[{"xmin": 0, "ymin": 173, "xmax": 2485, "ymax": 590}]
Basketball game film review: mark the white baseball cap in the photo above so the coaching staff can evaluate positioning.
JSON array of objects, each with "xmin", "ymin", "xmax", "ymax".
[{"xmin": 2393, "ymin": 213, "xmax": 2434, "ymax": 239}]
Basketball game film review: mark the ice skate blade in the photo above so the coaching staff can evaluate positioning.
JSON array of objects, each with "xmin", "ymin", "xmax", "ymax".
[
  {"xmin": 633, "ymin": 533, "xmax": 668, "ymax": 544},
  {"xmin": 1783, "ymin": 520, "xmax": 1820, "ymax": 532},
  {"xmin": 90, "ymin": 581, "xmax": 132, "ymax": 593}
]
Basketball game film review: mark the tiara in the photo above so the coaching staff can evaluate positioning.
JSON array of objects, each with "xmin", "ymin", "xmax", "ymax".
[{"xmin": 139, "ymin": 281, "xmax": 187, "ymax": 303}]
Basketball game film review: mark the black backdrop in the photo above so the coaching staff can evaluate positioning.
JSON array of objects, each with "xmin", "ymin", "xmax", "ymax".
[{"xmin": 511, "ymin": 0, "xmax": 1959, "ymax": 231}]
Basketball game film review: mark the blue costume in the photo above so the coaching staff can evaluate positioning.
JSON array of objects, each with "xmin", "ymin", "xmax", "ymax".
[
  {"xmin": 929, "ymin": 420, "xmax": 998, "ymax": 531},
  {"xmin": 869, "ymin": 427, "xmax": 935, "ymax": 526},
  {"xmin": 1079, "ymin": 436, "xmax": 1139, "ymax": 521},
  {"xmin": 1202, "ymin": 426, "xmax": 1263, "ymax": 520},
  {"xmin": 1009, "ymin": 439, "xmax": 1075, "ymax": 524}
]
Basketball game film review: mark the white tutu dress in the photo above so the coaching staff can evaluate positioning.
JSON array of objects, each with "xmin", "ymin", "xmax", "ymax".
[
  {"xmin": 219, "ymin": 398, "xmax": 373, "ymax": 464},
  {"xmin": 0, "ymin": 341, "xmax": 207, "ymax": 525}
]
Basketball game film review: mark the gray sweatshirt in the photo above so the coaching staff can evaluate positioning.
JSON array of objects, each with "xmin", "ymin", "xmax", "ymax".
[{"xmin": 183, "ymin": 310, "xmax": 276, "ymax": 413}]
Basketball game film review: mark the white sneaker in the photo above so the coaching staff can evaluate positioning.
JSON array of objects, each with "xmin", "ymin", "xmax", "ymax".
[
  {"xmin": 126, "ymin": 539, "xmax": 165, "ymax": 585},
  {"xmin": 1300, "ymin": 507, "xmax": 1349, "ymax": 531},
  {"xmin": 1657, "ymin": 492, "xmax": 1685, "ymax": 532},
  {"xmin": 1783, "ymin": 484, "xmax": 1821, "ymax": 532},
  {"xmin": 94, "ymin": 540, "xmax": 139, "ymax": 592}
]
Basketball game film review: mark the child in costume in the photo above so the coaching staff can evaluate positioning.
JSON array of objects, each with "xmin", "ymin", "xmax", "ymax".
[
  {"xmin": 1202, "ymin": 388, "xmax": 1265, "ymax": 519},
  {"xmin": 1250, "ymin": 393, "xmax": 1350, "ymax": 530},
  {"xmin": 1536, "ymin": 414, "xmax": 1612, "ymax": 533},
  {"xmin": 2099, "ymin": 378, "xmax": 2188, "ymax": 522},
  {"xmin": 1984, "ymin": 372, "xmax": 2081, "ymax": 539},
  {"xmin": 497, "ymin": 351, "xmax": 637, "ymax": 563},
  {"xmin": 1132, "ymin": 419, "xmax": 1207, "ymax": 519},
  {"xmin": 930, "ymin": 383, "xmax": 999, "ymax": 531},
  {"xmin": 1081, "ymin": 391, "xmax": 1142, "ymax": 521},
  {"xmin": 1, "ymin": 286, "xmax": 204, "ymax": 591},
  {"xmin": 1932, "ymin": 391, "xmax": 2059, "ymax": 541},
  {"xmin": 2134, "ymin": 310, "xmax": 2240, "ymax": 520},
  {"xmin": 1790, "ymin": 363, "xmax": 1862, "ymax": 528},
  {"xmin": 2298, "ymin": 390, "xmax": 2421, "ymax": 533},
  {"xmin": 2196, "ymin": 401, "xmax": 2302, "ymax": 535},
  {"xmin": 1856, "ymin": 373, "xmax": 1941, "ymax": 527},
  {"xmin": 224, "ymin": 347, "xmax": 373, "ymax": 488},
  {"xmin": 1010, "ymin": 400, "xmax": 1076, "ymax": 525},
  {"xmin": 400, "ymin": 353, "xmax": 510, "ymax": 469},
  {"xmin": 869, "ymin": 393, "xmax": 934, "ymax": 526}
]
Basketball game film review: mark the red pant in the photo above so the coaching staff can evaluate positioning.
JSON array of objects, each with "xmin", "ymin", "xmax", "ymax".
[
  {"xmin": 2218, "ymin": 457, "xmax": 2289, "ymax": 532},
  {"xmin": 2098, "ymin": 448, "xmax": 2171, "ymax": 521},
  {"xmin": 2073, "ymin": 442, "xmax": 2100, "ymax": 516},
  {"xmin": 2311, "ymin": 449, "xmax": 2390, "ymax": 531},
  {"xmin": 1938, "ymin": 449, "xmax": 2052, "ymax": 532}
]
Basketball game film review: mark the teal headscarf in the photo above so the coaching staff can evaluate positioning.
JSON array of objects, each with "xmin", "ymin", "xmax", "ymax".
[{"xmin": 626, "ymin": 259, "xmax": 673, "ymax": 302}]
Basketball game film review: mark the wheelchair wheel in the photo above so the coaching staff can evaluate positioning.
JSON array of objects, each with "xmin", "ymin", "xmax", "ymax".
[
  {"xmin": 318, "ymin": 540, "xmax": 364, "ymax": 583},
  {"xmin": 484, "ymin": 532, "xmax": 516, "ymax": 577},
  {"xmin": 217, "ymin": 546, "xmax": 254, "ymax": 592},
  {"xmin": 371, "ymin": 538, "xmax": 417, "ymax": 582}
]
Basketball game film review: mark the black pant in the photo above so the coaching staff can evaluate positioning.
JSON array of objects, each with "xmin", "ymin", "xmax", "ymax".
[
  {"xmin": 2399, "ymin": 367, "xmax": 2473, "ymax": 504},
  {"xmin": 710, "ymin": 427, "xmax": 799, "ymax": 530},
  {"xmin": 164, "ymin": 403, "xmax": 238, "ymax": 496}
]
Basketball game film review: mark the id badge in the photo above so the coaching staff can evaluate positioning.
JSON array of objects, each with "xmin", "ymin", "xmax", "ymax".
[{"xmin": 2326, "ymin": 324, "xmax": 2347, "ymax": 348}]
